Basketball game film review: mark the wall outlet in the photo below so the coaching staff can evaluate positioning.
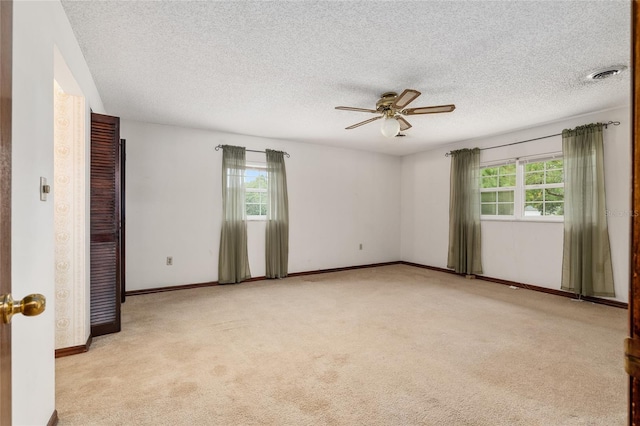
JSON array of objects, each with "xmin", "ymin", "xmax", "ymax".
[
  {"xmin": 359, "ymin": 243, "xmax": 363, "ymax": 250},
  {"xmin": 166, "ymin": 256, "xmax": 173, "ymax": 266}
]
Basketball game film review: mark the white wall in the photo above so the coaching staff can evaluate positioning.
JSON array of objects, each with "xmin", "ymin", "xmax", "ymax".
[
  {"xmin": 125, "ymin": 107, "xmax": 631, "ymax": 304},
  {"xmin": 13, "ymin": 1, "xmax": 104, "ymax": 424},
  {"xmin": 401, "ymin": 106, "xmax": 631, "ymax": 303},
  {"xmin": 53, "ymin": 81, "xmax": 89, "ymax": 350},
  {"xmin": 122, "ymin": 120, "xmax": 402, "ymax": 290},
  {"xmin": 6, "ymin": 2, "xmax": 631, "ymax": 424}
]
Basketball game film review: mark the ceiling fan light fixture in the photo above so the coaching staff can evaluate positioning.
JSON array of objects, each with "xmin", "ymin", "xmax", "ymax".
[
  {"xmin": 381, "ymin": 115, "xmax": 400, "ymax": 138},
  {"xmin": 335, "ymin": 89, "xmax": 455, "ymax": 136}
]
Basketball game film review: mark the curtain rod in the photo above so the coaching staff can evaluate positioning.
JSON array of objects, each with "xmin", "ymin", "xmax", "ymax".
[
  {"xmin": 444, "ymin": 121, "xmax": 620, "ymax": 157},
  {"xmin": 214, "ymin": 145, "xmax": 290, "ymax": 158}
]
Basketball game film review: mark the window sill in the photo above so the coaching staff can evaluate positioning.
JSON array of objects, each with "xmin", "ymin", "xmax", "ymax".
[
  {"xmin": 481, "ymin": 215, "xmax": 515, "ymax": 221},
  {"xmin": 520, "ymin": 217, "xmax": 564, "ymax": 223},
  {"xmin": 481, "ymin": 216, "xmax": 563, "ymax": 223}
]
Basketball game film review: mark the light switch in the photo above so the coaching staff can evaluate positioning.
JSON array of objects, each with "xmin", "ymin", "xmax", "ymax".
[{"xmin": 40, "ymin": 177, "xmax": 50, "ymax": 202}]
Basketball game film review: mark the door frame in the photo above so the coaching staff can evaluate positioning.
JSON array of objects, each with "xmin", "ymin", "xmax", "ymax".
[
  {"xmin": 0, "ymin": 0, "xmax": 12, "ymax": 423},
  {"xmin": 120, "ymin": 138, "xmax": 126, "ymax": 304},
  {"xmin": 630, "ymin": 1, "xmax": 640, "ymax": 423}
]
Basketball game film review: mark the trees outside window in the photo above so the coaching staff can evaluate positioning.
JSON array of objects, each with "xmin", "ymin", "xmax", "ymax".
[
  {"xmin": 481, "ymin": 158, "xmax": 564, "ymax": 220},
  {"xmin": 245, "ymin": 166, "xmax": 267, "ymax": 219}
]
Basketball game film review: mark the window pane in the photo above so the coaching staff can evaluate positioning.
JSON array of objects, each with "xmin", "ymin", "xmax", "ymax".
[
  {"xmin": 525, "ymin": 162, "xmax": 544, "ymax": 172},
  {"xmin": 245, "ymin": 169, "xmax": 260, "ymax": 179},
  {"xmin": 245, "ymin": 168, "xmax": 268, "ymax": 189},
  {"xmin": 481, "ymin": 192, "xmax": 496, "ymax": 203},
  {"xmin": 525, "ymin": 172, "xmax": 544, "ymax": 185},
  {"xmin": 481, "ymin": 158, "xmax": 564, "ymax": 220},
  {"xmin": 249, "ymin": 176, "xmax": 266, "ymax": 189},
  {"xmin": 544, "ymin": 202, "xmax": 564, "ymax": 216},
  {"xmin": 482, "ymin": 167, "xmax": 498, "ymax": 176},
  {"xmin": 499, "ymin": 164, "xmax": 516, "ymax": 174},
  {"xmin": 498, "ymin": 191, "xmax": 514, "ymax": 202},
  {"xmin": 481, "ymin": 204, "xmax": 496, "ymax": 215},
  {"xmin": 545, "ymin": 188, "xmax": 564, "ymax": 202},
  {"xmin": 246, "ymin": 204, "xmax": 260, "ymax": 215},
  {"xmin": 257, "ymin": 174, "xmax": 267, "ymax": 189},
  {"xmin": 499, "ymin": 174, "xmax": 515, "ymax": 187},
  {"xmin": 481, "ymin": 176, "xmax": 498, "ymax": 188},
  {"xmin": 546, "ymin": 169, "xmax": 563, "ymax": 184},
  {"xmin": 497, "ymin": 203, "xmax": 514, "ymax": 215},
  {"xmin": 547, "ymin": 160, "xmax": 563, "ymax": 170},
  {"xmin": 246, "ymin": 192, "xmax": 260, "ymax": 203},
  {"xmin": 524, "ymin": 203, "xmax": 542, "ymax": 216},
  {"xmin": 260, "ymin": 204, "xmax": 267, "ymax": 216},
  {"xmin": 525, "ymin": 189, "xmax": 543, "ymax": 202}
]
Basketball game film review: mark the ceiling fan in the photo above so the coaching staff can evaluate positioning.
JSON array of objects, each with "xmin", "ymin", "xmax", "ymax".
[{"xmin": 335, "ymin": 89, "xmax": 455, "ymax": 138}]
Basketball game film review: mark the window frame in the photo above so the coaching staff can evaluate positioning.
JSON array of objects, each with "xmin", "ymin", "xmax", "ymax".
[
  {"xmin": 522, "ymin": 158, "xmax": 564, "ymax": 220},
  {"xmin": 480, "ymin": 155, "xmax": 564, "ymax": 222},
  {"xmin": 244, "ymin": 162, "xmax": 268, "ymax": 221},
  {"xmin": 480, "ymin": 162, "xmax": 517, "ymax": 220}
]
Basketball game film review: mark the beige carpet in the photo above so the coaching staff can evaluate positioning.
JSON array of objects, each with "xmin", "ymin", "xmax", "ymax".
[{"xmin": 56, "ymin": 264, "xmax": 627, "ymax": 425}]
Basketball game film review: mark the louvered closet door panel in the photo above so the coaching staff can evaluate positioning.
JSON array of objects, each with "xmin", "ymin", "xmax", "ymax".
[{"xmin": 90, "ymin": 113, "xmax": 121, "ymax": 336}]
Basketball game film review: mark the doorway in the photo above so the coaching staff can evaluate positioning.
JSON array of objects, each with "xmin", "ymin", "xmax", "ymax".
[{"xmin": 53, "ymin": 48, "xmax": 91, "ymax": 353}]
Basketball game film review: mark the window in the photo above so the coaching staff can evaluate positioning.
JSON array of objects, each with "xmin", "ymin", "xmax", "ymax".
[
  {"xmin": 481, "ymin": 164, "xmax": 516, "ymax": 216},
  {"xmin": 245, "ymin": 165, "xmax": 267, "ymax": 219},
  {"xmin": 523, "ymin": 159, "xmax": 564, "ymax": 217},
  {"xmin": 480, "ymin": 157, "xmax": 564, "ymax": 220}
]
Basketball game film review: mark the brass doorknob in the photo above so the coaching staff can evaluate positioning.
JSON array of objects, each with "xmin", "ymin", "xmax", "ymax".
[{"xmin": 0, "ymin": 293, "xmax": 46, "ymax": 324}]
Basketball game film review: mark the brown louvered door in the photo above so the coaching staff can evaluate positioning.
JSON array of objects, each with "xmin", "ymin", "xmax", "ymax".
[{"xmin": 90, "ymin": 113, "xmax": 121, "ymax": 336}]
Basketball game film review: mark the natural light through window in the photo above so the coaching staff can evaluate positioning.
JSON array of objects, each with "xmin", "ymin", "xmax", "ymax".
[
  {"xmin": 480, "ymin": 164, "xmax": 516, "ymax": 216},
  {"xmin": 523, "ymin": 159, "xmax": 564, "ymax": 217},
  {"xmin": 245, "ymin": 165, "xmax": 267, "ymax": 220},
  {"xmin": 480, "ymin": 157, "xmax": 564, "ymax": 221}
]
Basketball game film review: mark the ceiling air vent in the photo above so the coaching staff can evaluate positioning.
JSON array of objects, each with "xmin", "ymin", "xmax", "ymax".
[{"xmin": 587, "ymin": 66, "xmax": 627, "ymax": 80}]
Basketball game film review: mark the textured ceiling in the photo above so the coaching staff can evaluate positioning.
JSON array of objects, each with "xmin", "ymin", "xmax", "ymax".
[{"xmin": 61, "ymin": 1, "xmax": 631, "ymax": 156}]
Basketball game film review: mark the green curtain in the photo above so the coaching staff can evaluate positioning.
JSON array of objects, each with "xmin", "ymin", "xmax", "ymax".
[
  {"xmin": 447, "ymin": 148, "xmax": 483, "ymax": 275},
  {"xmin": 561, "ymin": 124, "xmax": 614, "ymax": 297},
  {"xmin": 218, "ymin": 145, "xmax": 251, "ymax": 284},
  {"xmin": 265, "ymin": 149, "xmax": 289, "ymax": 278}
]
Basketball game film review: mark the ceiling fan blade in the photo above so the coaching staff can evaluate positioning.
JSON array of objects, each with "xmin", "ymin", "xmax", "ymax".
[
  {"xmin": 397, "ymin": 116, "xmax": 412, "ymax": 131},
  {"xmin": 335, "ymin": 106, "xmax": 378, "ymax": 113},
  {"xmin": 392, "ymin": 89, "xmax": 421, "ymax": 110},
  {"xmin": 402, "ymin": 104, "xmax": 456, "ymax": 115},
  {"xmin": 345, "ymin": 115, "xmax": 382, "ymax": 129}
]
